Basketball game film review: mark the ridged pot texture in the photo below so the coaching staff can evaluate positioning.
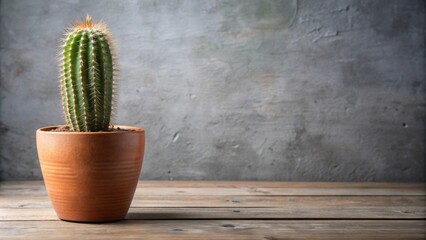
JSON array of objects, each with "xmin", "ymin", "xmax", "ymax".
[{"xmin": 36, "ymin": 125, "xmax": 145, "ymax": 222}]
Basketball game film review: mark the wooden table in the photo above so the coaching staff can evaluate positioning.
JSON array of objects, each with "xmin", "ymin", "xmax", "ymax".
[{"xmin": 1, "ymin": 181, "xmax": 425, "ymax": 239}]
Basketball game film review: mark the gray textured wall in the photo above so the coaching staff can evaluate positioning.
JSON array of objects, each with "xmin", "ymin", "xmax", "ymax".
[{"xmin": 0, "ymin": 0, "xmax": 425, "ymax": 181}]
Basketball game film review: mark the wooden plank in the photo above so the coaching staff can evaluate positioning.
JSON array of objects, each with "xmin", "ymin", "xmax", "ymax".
[
  {"xmin": 2, "ymin": 181, "xmax": 425, "ymax": 189},
  {"xmin": 1, "ymin": 181, "xmax": 425, "ymax": 196},
  {"xmin": 134, "ymin": 186, "xmax": 426, "ymax": 196},
  {"xmin": 0, "ymin": 220, "xmax": 424, "ymax": 240},
  {"xmin": 1, "ymin": 206, "xmax": 425, "ymax": 221},
  {"xmin": 135, "ymin": 181, "xmax": 426, "ymax": 189},
  {"xmin": 4, "ymin": 187, "xmax": 425, "ymax": 196},
  {"xmin": 1, "ymin": 195, "xmax": 424, "ymax": 208}
]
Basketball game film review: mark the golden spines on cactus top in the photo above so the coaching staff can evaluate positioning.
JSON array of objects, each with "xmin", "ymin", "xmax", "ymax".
[{"xmin": 60, "ymin": 15, "xmax": 115, "ymax": 132}]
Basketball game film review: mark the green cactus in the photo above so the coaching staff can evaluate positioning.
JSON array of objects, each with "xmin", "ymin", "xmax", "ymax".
[{"xmin": 60, "ymin": 15, "xmax": 115, "ymax": 132}]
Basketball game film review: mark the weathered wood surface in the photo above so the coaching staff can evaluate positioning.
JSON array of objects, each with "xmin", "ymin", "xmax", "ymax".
[
  {"xmin": 0, "ymin": 181, "xmax": 425, "ymax": 239},
  {"xmin": 2, "ymin": 181, "xmax": 425, "ymax": 196},
  {"xmin": 1, "ymin": 220, "xmax": 425, "ymax": 240}
]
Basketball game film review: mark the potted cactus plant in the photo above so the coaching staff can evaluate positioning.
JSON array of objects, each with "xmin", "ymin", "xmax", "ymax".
[{"xmin": 36, "ymin": 15, "xmax": 145, "ymax": 222}]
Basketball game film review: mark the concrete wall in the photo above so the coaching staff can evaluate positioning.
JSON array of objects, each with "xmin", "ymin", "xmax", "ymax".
[{"xmin": 0, "ymin": 0, "xmax": 424, "ymax": 181}]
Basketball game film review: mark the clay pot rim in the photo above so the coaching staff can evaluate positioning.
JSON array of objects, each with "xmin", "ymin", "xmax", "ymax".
[{"xmin": 37, "ymin": 125, "xmax": 145, "ymax": 135}]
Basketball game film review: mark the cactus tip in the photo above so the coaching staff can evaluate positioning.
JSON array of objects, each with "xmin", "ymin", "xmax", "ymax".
[
  {"xmin": 85, "ymin": 14, "xmax": 92, "ymax": 27},
  {"xmin": 73, "ymin": 14, "xmax": 94, "ymax": 29}
]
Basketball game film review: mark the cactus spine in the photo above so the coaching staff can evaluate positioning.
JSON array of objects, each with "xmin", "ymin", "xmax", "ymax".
[{"xmin": 60, "ymin": 15, "xmax": 115, "ymax": 132}]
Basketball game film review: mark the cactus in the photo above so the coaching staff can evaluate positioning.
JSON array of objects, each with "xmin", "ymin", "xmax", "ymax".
[{"xmin": 60, "ymin": 15, "xmax": 115, "ymax": 132}]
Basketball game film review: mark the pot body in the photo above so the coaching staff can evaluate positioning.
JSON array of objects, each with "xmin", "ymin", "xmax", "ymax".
[{"xmin": 36, "ymin": 125, "xmax": 145, "ymax": 222}]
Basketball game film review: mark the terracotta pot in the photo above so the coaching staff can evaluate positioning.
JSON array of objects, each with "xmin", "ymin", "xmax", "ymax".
[{"xmin": 36, "ymin": 125, "xmax": 145, "ymax": 222}]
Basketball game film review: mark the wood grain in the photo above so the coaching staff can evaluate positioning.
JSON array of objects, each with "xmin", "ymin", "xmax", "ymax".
[
  {"xmin": 2, "ymin": 181, "xmax": 425, "ymax": 196},
  {"xmin": 0, "ymin": 220, "xmax": 425, "ymax": 240},
  {"xmin": 1, "ymin": 195, "xmax": 425, "ymax": 208},
  {"xmin": 2, "ymin": 206, "xmax": 425, "ymax": 221},
  {"xmin": 0, "ymin": 181, "xmax": 425, "ymax": 239}
]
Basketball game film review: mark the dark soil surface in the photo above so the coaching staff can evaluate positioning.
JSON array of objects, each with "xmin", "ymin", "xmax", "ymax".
[{"xmin": 50, "ymin": 126, "xmax": 135, "ymax": 132}]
